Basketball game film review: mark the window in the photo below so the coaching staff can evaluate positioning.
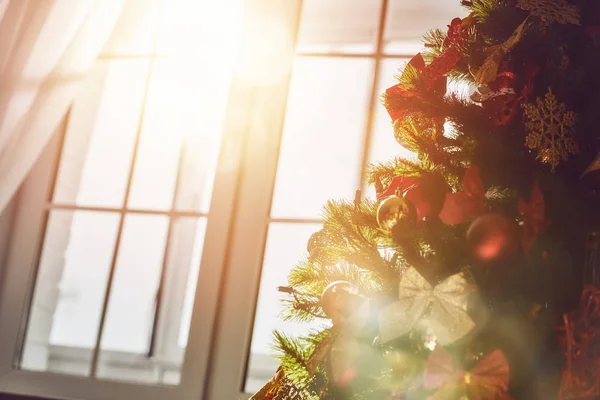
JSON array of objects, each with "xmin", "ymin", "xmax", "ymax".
[
  {"xmin": 0, "ymin": 1, "xmax": 465, "ymax": 399},
  {"xmin": 206, "ymin": 0, "xmax": 464, "ymax": 399},
  {"xmin": 0, "ymin": 0, "xmax": 244, "ymax": 399}
]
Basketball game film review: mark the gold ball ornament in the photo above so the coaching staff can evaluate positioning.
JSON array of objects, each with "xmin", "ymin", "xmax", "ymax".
[
  {"xmin": 320, "ymin": 281, "xmax": 362, "ymax": 321},
  {"xmin": 376, "ymin": 195, "xmax": 415, "ymax": 231}
]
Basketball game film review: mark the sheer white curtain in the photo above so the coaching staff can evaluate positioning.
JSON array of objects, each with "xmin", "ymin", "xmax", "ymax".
[{"xmin": 0, "ymin": 0, "xmax": 122, "ymax": 211}]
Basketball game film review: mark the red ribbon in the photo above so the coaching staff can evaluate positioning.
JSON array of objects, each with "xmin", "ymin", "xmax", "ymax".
[
  {"xmin": 558, "ymin": 286, "xmax": 600, "ymax": 400},
  {"xmin": 385, "ymin": 53, "xmax": 446, "ymax": 122},
  {"xmin": 439, "ymin": 166, "xmax": 486, "ymax": 225},
  {"xmin": 377, "ymin": 175, "xmax": 419, "ymax": 201},
  {"xmin": 378, "ymin": 175, "xmax": 442, "ymax": 221},
  {"xmin": 518, "ymin": 183, "xmax": 548, "ymax": 252},
  {"xmin": 424, "ymin": 347, "xmax": 511, "ymax": 400},
  {"xmin": 384, "ymin": 16, "xmax": 470, "ymax": 123},
  {"xmin": 471, "ymin": 63, "xmax": 539, "ymax": 127}
]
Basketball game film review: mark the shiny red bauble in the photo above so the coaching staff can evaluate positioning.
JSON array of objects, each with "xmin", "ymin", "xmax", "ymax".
[{"xmin": 467, "ymin": 213, "xmax": 518, "ymax": 263}]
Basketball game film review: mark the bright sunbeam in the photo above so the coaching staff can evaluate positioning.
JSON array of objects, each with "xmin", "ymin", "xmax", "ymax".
[{"xmin": 234, "ymin": 9, "xmax": 294, "ymax": 86}]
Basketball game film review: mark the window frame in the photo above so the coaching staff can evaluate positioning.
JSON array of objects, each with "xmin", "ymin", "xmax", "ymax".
[{"xmin": 0, "ymin": 3, "xmax": 255, "ymax": 396}]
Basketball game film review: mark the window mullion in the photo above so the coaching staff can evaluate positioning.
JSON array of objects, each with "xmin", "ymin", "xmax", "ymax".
[
  {"xmin": 146, "ymin": 143, "xmax": 186, "ymax": 360},
  {"xmin": 88, "ymin": 51, "xmax": 157, "ymax": 377},
  {"xmin": 359, "ymin": 0, "xmax": 390, "ymax": 192},
  {"xmin": 88, "ymin": 0, "xmax": 167, "ymax": 375},
  {"xmin": 201, "ymin": 0, "xmax": 304, "ymax": 399}
]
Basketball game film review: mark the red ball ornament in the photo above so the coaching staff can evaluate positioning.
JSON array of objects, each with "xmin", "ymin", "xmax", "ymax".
[
  {"xmin": 404, "ymin": 172, "xmax": 448, "ymax": 221},
  {"xmin": 467, "ymin": 213, "xmax": 518, "ymax": 263}
]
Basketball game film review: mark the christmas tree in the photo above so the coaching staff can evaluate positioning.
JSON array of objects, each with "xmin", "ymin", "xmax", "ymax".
[{"xmin": 251, "ymin": 0, "xmax": 600, "ymax": 399}]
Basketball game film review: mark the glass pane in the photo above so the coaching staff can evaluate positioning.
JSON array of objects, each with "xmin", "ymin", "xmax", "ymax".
[
  {"xmin": 270, "ymin": 57, "xmax": 373, "ymax": 219},
  {"xmin": 177, "ymin": 219, "xmax": 207, "ymax": 348},
  {"xmin": 245, "ymin": 223, "xmax": 328, "ymax": 393},
  {"xmin": 21, "ymin": 210, "xmax": 120, "ymax": 375},
  {"xmin": 128, "ymin": 57, "xmax": 229, "ymax": 212},
  {"xmin": 368, "ymin": 58, "xmax": 413, "ymax": 166},
  {"xmin": 297, "ymin": 0, "xmax": 382, "ymax": 54},
  {"xmin": 99, "ymin": 215, "xmax": 169, "ymax": 354},
  {"xmin": 384, "ymin": 0, "xmax": 466, "ymax": 55},
  {"xmin": 93, "ymin": 216, "xmax": 206, "ymax": 385},
  {"xmin": 102, "ymin": 0, "xmax": 164, "ymax": 56},
  {"xmin": 53, "ymin": 60, "xmax": 150, "ymax": 208},
  {"xmin": 126, "ymin": 61, "xmax": 182, "ymax": 211}
]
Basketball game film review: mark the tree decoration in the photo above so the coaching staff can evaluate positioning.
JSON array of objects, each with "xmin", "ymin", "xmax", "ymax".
[
  {"xmin": 439, "ymin": 166, "xmax": 486, "ymax": 225},
  {"xmin": 424, "ymin": 15, "xmax": 471, "ymax": 81},
  {"xmin": 320, "ymin": 281, "xmax": 363, "ymax": 321},
  {"xmin": 518, "ymin": 183, "xmax": 549, "ymax": 252},
  {"xmin": 377, "ymin": 195, "xmax": 415, "ymax": 231},
  {"xmin": 378, "ymin": 173, "xmax": 448, "ymax": 221},
  {"xmin": 378, "ymin": 267, "xmax": 475, "ymax": 346},
  {"xmin": 474, "ymin": 18, "xmax": 528, "ymax": 85},
  {"xmin": 558, "ymin": 286, "xmax": 600, "ymax": 399},
  {"xmin": 472, "ymin": 71, "xmax": 520, "ymax": 126},
  {"xmin": 472, "ymin": 63, "xmax": 539, "ymax": 126},
  {"xmin": 384, "ymin": 15, "xmax": 474, "ymax": 125},
  {"xmin": 252, "ymin": 0, "xmax": 600, "ymax": 398},
  {"xmin": 384, "ymin": 53, "xmax": 447, "ymax": 124},
  {"xmin": 377, "ymin": 175, "xmax": 418, "ymax": 201},
  {"xmin": 523, "ymin": 89, "xmax": 579, "ymax": 172},
  {"xmin": 403, "ymin": 172, "xmax": 449, "ymax": 221},
  {"xmin": 467, "ymin": 213, "xmax": 519, "ymax": 263},
  {"xmin": 517, "ymin": 0, "xmax": 580, "ymax": 26},
  {"xmin": 393, "ymin": 112, "xmax": 440, "ymax": 152},
  {"xmin": 424, "ymin": 348, "xmax": 511, "ymax": 400}
]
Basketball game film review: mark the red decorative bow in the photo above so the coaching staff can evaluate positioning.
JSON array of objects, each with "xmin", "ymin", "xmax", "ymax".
[
  {"xmin": 424, "ymin": 348, "xmax": 511, "ymax": 400},
  {"xmin": 558, "ymin": 286, "xmax": 600, "ymax": 400},
  {"xmin": 385, "ymin": 53, "xmax": 446, "ymax": 123},
  {"xmin": 518, "ymin": 183, "xmax": 548, "ymax": 252},
  {"xmin": 377, "ymin": 174, "xmax": 446, "ymax": 221},
  {"xmin": 471, "ymin": 62, "xmax": 539, "ymax": 127},
  {"xmin": 439, "ymin": 166, "xmax": 486, "ymax": 225},
  {"xmin": 384, "ymin": 15, "xmax": 473, "ymax": 123},
  {"xmin": 422, "ymin": 16, "xmax": 467, "ymax": 85}
]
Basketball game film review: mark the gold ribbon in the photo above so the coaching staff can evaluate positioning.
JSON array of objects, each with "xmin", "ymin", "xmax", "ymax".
[
  {"xmin": 475, "ymin": 17, "xmax": 529, "ymax": 84},
  {"xmin": 379, "ymin": 267, "xmax": 475, "ymax": 346}
]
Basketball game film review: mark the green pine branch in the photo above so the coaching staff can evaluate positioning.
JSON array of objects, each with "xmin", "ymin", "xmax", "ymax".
[{"xmin": 271, "ymin": 329, "xmax": 335, "ymax": 398}]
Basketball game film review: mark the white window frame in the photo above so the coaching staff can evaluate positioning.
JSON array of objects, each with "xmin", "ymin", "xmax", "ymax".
[{"xmin": 0, "ymin": 1, "xmax": 269, "ymax": 397}]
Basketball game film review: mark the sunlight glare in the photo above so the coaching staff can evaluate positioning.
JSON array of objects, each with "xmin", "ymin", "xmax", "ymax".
[
  {"xmin": 140, "ymin": 0, "xmax": 243, "ymax": 144},
  {"xmin": 235, "ymin": 10, "xmax": 294, "ymax": 86},
  {"xmin": 157, "ymin": 0, "xmax": 244, "ymax": 61}
]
